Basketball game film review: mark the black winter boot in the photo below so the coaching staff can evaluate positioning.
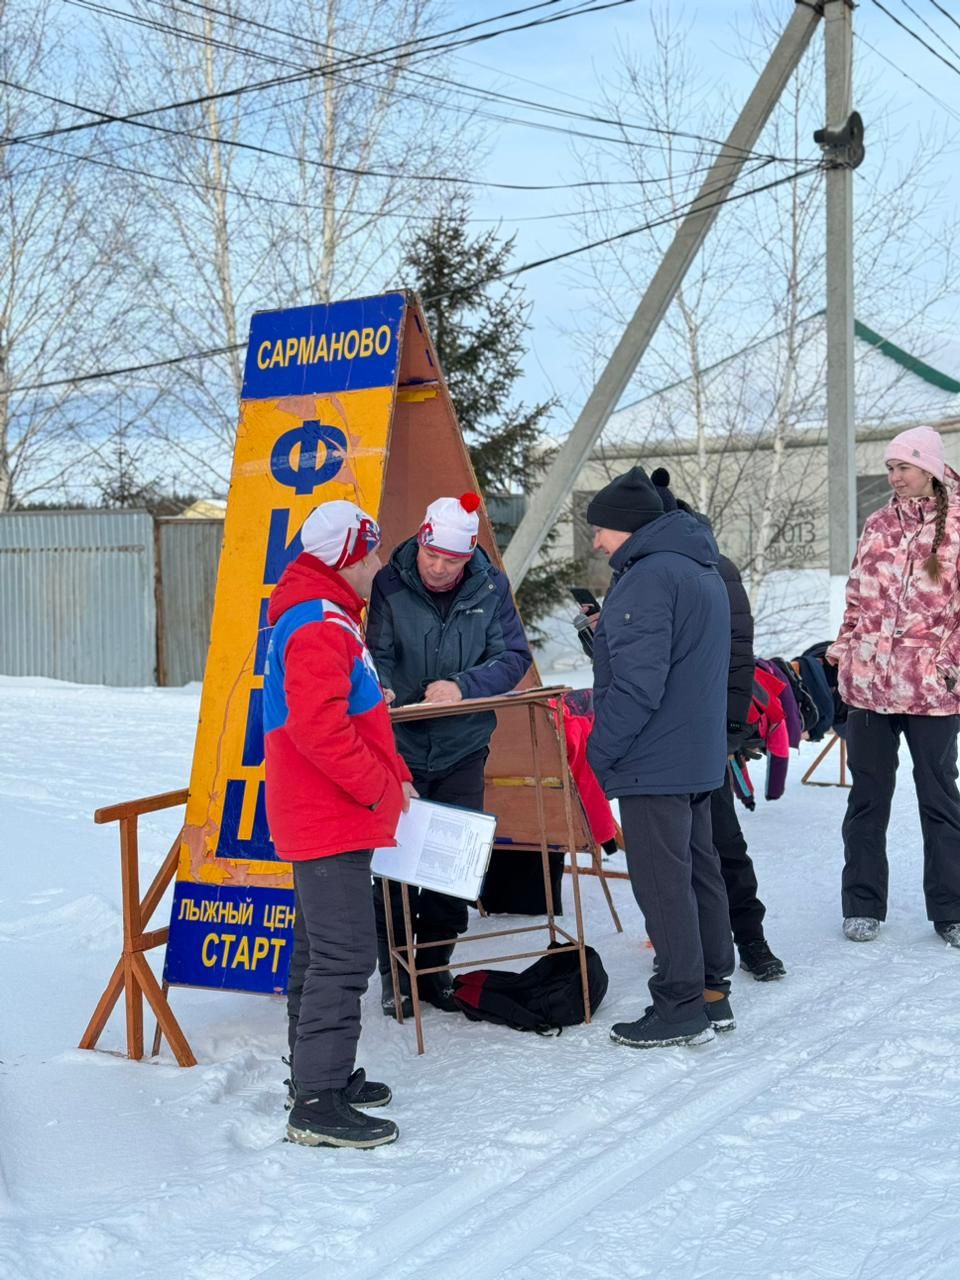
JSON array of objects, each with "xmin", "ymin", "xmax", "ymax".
[
  {"xmin": 416, "ymin": 943, "xmax": 459, "ymax": 1012},
  {"xmin": 285, "ymin": 1064, "xmax": 391, "ymax": 1110},
  {"xmin": 738, "ymin": 938, "xmax": 786, "ymax": 981},
  {"xmin": 286, "ymin": 1088, "xmax": 399, "ymax": 1148},
  {"xmin": 378, "ymin": 932, "xmax": 413, "ymax": 1018}
]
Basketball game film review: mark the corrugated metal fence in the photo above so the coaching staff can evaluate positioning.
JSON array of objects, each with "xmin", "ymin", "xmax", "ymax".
[
  {"xmin": 156, "ymin": 519, "xmax": 224, "ymax": 687},
  {"xmin": 0, "ymin": 511, "xmax": 223, "ymax": 687}
]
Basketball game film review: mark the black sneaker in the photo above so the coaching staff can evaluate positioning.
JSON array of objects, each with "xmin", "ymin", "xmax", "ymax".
[
  {"xmin": 738, "ymin": 939, "xmax": 786, "ymax": 981},
  {"xmin": 611, "ymin": 1007, "xmax": 714, "ymax": 1048},
  {"xmin": 286, "ymin": 1088, "xmax": 399, "ymax": 1149},
  {"xmin": 285, "ymin": 1065, "xmax": 391, "ymax": 1110},
  {"xmin": 705, "ymin": 995, "xmax": 736, "ymax": 1032}
]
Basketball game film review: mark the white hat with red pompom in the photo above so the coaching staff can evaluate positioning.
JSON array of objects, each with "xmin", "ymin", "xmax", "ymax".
[{"xmin": 417, "ymin": 492, "xmax": 482, "ymax": 559}]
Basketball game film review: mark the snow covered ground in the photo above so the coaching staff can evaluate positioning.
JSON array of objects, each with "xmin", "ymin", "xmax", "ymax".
[{"xmin": 2, "ymin": 675, "xmax": 960, "ymax": 1280}]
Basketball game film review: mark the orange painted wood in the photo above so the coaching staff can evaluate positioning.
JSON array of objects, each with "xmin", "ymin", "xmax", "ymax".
[
  {"xmin": 123, "ymin": 956, "xmax": 144, "ymax": 1061},
  {"xmin": 139, "ymin": 839, "xmax": 181, "ymax": 925},
  {"xmin": 132, "ymin": 927, "xmax": 170, "ymax": 953},
  {"xmin": 80, "ymin": 794, "xmax": 196, "ymax": 1066},
  {"xmin": 94, "ymin": 788, "xmax": 189, "ymax": 825},
  {"xmin": 119, "ymin": 818, "xmax": 142, "ymax": 944},
  {"xmin": 131, "ymin": 953, "xmax": 196, "ymax": 1067},
  {"xmin": 78, "ymin": 959, "xmax": 124, "ymax": 1050}
]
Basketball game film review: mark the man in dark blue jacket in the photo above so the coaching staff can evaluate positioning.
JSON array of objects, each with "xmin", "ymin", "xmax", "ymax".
[
  {"xmin": 650, "ymin": 468, "xmax": 786, "ymax": 983},
  {"xmin": 366, "ymin": 493, "xmax": 532, "ymax": 1015},
  {"xmin": 586, "ymin": 466, "xmax": 735, "ymax": 1048}
]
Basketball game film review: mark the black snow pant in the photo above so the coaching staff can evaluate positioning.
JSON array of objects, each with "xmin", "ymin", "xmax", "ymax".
[
  {"xmin": 373, "ymin": 748, "xmax": 487, "ymax": 981},
  {"xmin": 620, "ymin": 792, "xmax": 735, "ymax": 1025},
  {"xmin": 710, "ymin": 775, "xmax": 767, "ymax": 947},
  {"xmin": 285, "ymin": 850, "xmax": 377, "ymax": 1093},
  {"xmin": 842, "ymin": 709, "xmax": 960, "ymax": 923}
]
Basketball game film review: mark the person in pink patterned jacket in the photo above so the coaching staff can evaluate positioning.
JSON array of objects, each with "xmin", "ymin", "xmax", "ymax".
[{"xmin": 828, "ymin": 425, "xmax": 960, "ymax": 949}]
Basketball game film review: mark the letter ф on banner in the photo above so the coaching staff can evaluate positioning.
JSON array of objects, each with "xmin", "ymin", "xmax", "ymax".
[
  {"xmin": 270, "ymin": 422, "xmax": 349, "ymax": 496},
  {"xmin": 164, "ymin": 292, "xmax": 408, "ymax": 996}
]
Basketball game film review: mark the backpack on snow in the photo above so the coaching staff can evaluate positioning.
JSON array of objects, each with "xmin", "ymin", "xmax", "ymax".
[{"xmin": 451, "ymin": 943, "xmax": 608, "ymax": 1034}]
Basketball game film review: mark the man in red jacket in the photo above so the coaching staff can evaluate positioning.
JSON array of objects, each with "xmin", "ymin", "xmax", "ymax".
[{"xmin": 264, "ymin": 499, "xmax": 415, "ymax": 1149}]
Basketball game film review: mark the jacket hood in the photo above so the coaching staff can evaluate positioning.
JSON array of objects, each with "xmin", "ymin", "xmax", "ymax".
[
  {"xmin": 611, "ymin": 510, "xmax": 720, "ymax": 573},
  {"xmin": 390, "ymin": 535, "xmax": 493, "ymax": 586},
  {"xmin": 887, "ymin": 462, "xmax": 960, "ymax": 521},
  {"xmin": 267, "ymin": 552, "xmax": 364, "ymax": 625}
]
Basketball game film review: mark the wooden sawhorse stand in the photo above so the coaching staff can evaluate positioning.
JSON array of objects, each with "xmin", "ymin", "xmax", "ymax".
[
  {"xmin": 382, "ymin": 686, "xmax": 594, "ymax": 1054},
  {"xmin": 79, "ymin": 788, "xmax": 197, "ymax": 1067},
  {"xmin": 801, "ymin": 731, "xmax": 850, "ymax": 787}
]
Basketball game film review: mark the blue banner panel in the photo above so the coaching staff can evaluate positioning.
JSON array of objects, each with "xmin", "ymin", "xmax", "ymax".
[
  {"xmin": 164, "ymin": 881, "xmax": 295, "ymax": 994},
  {"xmin": 242, "ymin": 292, "xmax": 407, "ymax": 400}
]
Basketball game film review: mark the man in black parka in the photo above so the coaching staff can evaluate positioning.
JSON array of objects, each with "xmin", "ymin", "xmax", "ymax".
[
  {"xmin": 586, "ymin": 466, "xmax": 735, "ymax": 1048},
  {"xmin": 366, "ymin": 493, "xmax": 532, "ymax": 1016},
  {"xmin": 650, "ymin": 469, "xmax": 786, "ymax": 982}
]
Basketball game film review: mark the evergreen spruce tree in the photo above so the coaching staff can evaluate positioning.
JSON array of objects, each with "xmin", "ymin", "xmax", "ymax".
[{"xmin": 405, "ymin": 201, "xmax": 578, "ymax": 637}]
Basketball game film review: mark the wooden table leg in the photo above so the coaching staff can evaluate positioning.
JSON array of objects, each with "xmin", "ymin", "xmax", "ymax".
[{"xmin": 400, "ymin": 882, "xmax": 424, "ymax": 1055}]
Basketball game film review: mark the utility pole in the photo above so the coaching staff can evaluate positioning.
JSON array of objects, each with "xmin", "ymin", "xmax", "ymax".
[
  {"xmin": 503, "ymin": 0, "xmax": 823, "ymax": 588},
  {"xmin": 821, "ymin": 0, "xmax": 858, "ymax": 633}
]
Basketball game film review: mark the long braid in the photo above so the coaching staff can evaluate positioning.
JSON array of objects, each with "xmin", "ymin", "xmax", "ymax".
[{"xmin": 924, "ymin": 478, "xmax": 948, "ymax": 583}]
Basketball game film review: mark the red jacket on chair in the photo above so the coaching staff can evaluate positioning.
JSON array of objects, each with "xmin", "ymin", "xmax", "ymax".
[{"xmin": 558, "ymin": 690, "xmax": 618, "ymax": 847}]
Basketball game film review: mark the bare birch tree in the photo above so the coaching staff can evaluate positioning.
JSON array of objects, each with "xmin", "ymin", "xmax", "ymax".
[
  {"xmin": 565, "ymin": 2, "xmax": 958, "ymax": 644},
  {"xmin": 91, "ymin": 0, "xmax": 470, "ymax": 496},
  {"xmin": 0, "ymin": 0, "xmax": 142, "ymax": 510}
]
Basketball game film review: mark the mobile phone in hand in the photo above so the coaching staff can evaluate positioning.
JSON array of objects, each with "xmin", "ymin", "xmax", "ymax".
[{"xmin": 569, "ymin": 586, "xmax": 601, "ymax": 616}]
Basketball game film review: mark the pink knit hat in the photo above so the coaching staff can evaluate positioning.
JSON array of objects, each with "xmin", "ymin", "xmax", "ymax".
[{"xmin": 884, "ymin": 426, "xmax": 945, "ymax": 482}]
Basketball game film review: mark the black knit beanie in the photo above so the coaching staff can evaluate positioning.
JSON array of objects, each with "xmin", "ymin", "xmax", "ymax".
[
  {"xmin": 650, "ymin": 466, "xmax": 678, "ymax": 512},
  {"xmin": 586, "ymin": 465, "xmax": 664, "ymax": 532}
]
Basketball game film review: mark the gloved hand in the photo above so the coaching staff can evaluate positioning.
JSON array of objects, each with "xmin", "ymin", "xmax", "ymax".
[{"xmin": 726, "ymin": 720, "xmax": 748, "ymax": 755}]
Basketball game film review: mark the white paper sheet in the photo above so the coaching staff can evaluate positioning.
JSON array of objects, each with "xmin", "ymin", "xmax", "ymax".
[{"xmin": 371, "ymin": 799, "xmax": 497, "ymax": 900}]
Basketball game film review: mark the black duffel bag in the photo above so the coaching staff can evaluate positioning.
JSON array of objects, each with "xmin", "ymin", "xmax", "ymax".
[{"xmin": 452, "ymin": 942, "xmax": 608, "ymax": 1034}]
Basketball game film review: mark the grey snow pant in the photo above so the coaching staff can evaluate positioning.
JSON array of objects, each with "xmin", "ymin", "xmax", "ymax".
[
  {"xmin": 287, "ymin": 850, "xmax": 377, "ymax": 1094},
  {"xmin": 842, "ymin": 709, "xmax": 960, "ymax": 923},
  {"xmin": 620, "ymin": 793, "xmax": 735, "ymax": 1024}
]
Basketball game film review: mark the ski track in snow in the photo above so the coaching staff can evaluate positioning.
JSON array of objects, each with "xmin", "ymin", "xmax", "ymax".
[{"xmin": 2, "ymin": 676, "xmax": 960, "ymax": 1280}]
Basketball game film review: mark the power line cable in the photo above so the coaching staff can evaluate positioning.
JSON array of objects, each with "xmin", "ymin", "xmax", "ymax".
[
  {"xmin": 896, "ymin": 0, "xmax": 960, "ymax": 60},
  {"xmin": 853, "ymin": 29, "xmax": 960, "ymax": 123},
  {"xmin": 53, "ymin": 0, "xmax": 784, "ymax": 172},
  {"xmin": 147, "ymin": 0, "xmax": 783, "ymax": 161},
  {"xmin": 868, "ymin": 0, "xmax": 960, "ymax": 75},
  {"xmin": 7, "ymin": 0, "xmax": 799, "ymax": 192},
  {"xmin": 7, "ymin": 162, "xmax": 822, "ymax": 396},
  {"xmin": 20, "ymin": 134, "xmax": 768, "ymax": 221},
  {"xmin": 6, "ymin": 0, "xmax": 642, "ymax": 147},
  {"xmin": 6, "ymin": 76, "xmax": 770, "ymax": 192},
  {"xmin": 929, "ymin": 0, "xmax": 960, "ymax": 35},
  {"xmin": 69, "ymin": 0, "xmax": 727, "ymax": 159}
]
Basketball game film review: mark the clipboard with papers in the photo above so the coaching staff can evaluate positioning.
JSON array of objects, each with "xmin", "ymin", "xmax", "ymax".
[{"xmin": 372, "ymin": 798, "xmax": 497, "ymax": 901}]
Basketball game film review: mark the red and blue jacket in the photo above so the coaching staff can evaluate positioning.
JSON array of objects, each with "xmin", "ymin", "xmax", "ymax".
[{"xmin": 263, "ymin": 554, "xmax": 411, "ymax": 861}]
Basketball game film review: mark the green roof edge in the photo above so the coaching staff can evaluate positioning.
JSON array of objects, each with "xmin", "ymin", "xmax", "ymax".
[
  {"xmin": 613, "ymin": 312, "xmax": 960, "ymax": 417},
  {"xmin": 853, "ymin": 319, "xmax": 960, "ymax": 395}
]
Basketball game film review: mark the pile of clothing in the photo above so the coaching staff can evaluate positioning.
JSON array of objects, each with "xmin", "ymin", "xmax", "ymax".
[{"xmin": 730, "ymin": 641, "xmax": 848, "ymax": 810}]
